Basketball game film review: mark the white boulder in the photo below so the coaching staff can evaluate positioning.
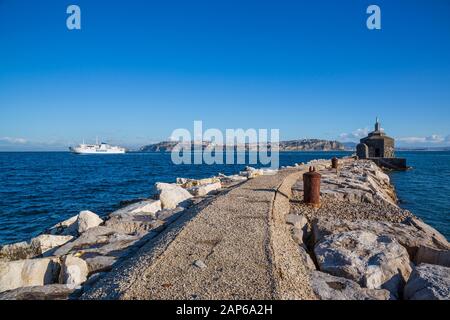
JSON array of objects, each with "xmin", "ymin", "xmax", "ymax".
[
  {"xmin": 0, "ymin": 241, "xmax": 40, "ymax": 261},
  {"xmin": 154, "ymin": 183, "xmax": 193, "ymax": 209},
  {"xmin": 218, "ymin": 174, "xmax": 247, "ymax": 183},
  {"xmin": 404, "ymin": 264, "xmax": 450, "ymax": 300},
  {"xmin": 53, "ymin": 226, "xmax": 124, "ymax": 256},
  {"xmin": 59, "ymin": 255, "xmax": 89, "ymax": 287},
  {"xmin": 77, "ymin": 210, "xmax": 103, "ymax": 234},
  {"xmin": 176, "ymin": 177, "xmax": 220, "ymax": 188},
  {"xmin": 188, "ymin": 182, "xmax": 222, "ymax": 196},
  {"xmin": 239, "ymin": 167, "xmax": 263, "ymax": 179},
  {"xmin": 31, "ymin": 234, "xmax": 74, "ymax": 255},
  {"xmin": 47, "ymin": 215, "xmax": 79, "ymax": 236},
  {"xmin": 129, "ymin": 200, "xmax": 161, "ymax": 215},
  {"xmin": 260, "ymin": 168, "xmax": 278, "ymax": 175},
  {"xmin": 312, "ymin": 217, "xmax": 450, "ymax": 259},
  {"xmin": 0, "ymin": 258, "xmax": 60, "ymax": 293},
  {"xmin": 0, "ymin": 284, "xmax": 77, "ymax": 300},
  {"xmin": 415, "ymin": 245, "xmax": 450, "ymax": 267},
  {"xmin": 105, "ymin": 215, "xmax": 164, "ymax": 235},
  {"xmin": 110, "ymin": 200, "xmax": 162, "ymax": 218},
  {"xmin": 311, "ymin": 271, "xmax": 391, "ymax": 300},
  {"xmin": 285, "ymin": 214, "xmax": 308, "ymax": 230},
  {"xmin": 314, "ymin": 230, "xmax": 412, "ymax": 297}
]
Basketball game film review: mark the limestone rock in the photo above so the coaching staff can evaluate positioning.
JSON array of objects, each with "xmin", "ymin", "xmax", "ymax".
[
  {"xmin": 292, "ymin": 228, "xmax": 304, "ymax": 245},
  {"xmin": 77, "ymin": 210, "xmax": 103, "ymax": 234},
  {"xmin": 155, "ymin": 207, "xmax": 185, "ymax": 223},
  {"xmin": 84, "ymin": 255, "xmax": 117, "ymax": 274},
  {"xmin": 129, "ymin": 200, "xmax": 161, "ymax": 214},
  {"xmin": 285, "ymin": 214, "xmax": 308, "ymax": 231},
  {"xmin": 75, "ymin": 233, "xmax": 141, "ymax": 260},
  {"xmin": 318, "ymin": 160, "xmax": 397, "ymax": 206},
  {"xmin": 30, "ymin": 234, "xmax": 74, "ymax": 255},
  {"xmin": 415, "ymin": 246, "xmax": 450, "ymax": 267},
  {"xmin": 403, "ymin": 217, "xmax": 449, "ymax": 247},
  {"xmin": 52, "ymin": 226, "xmax": 118, "ymax": 256},
  {"xmin": 261, "ymin": 168, "xmax": 278, "ymax": 175},
  {"xmin": 59, "ymin": 255, "xmax": 89, "ymax": 286},
  {"xmin": 314, "ymin": 230, "xmax": 412, "ymax": 297},
  {"xmin": 46, "ymin": 215, "xmax": 79, "ymax": 236},
  {"xmin": 110, "ymin": 200, "xmax": 162, "ymax": 218},
  {"xmin": 311, "ymin": 271, "xmax": 391, "ymax": 300},
  {"xmin": 0, "ymin": 258, "xmax": 60, "ymax": 293},
  {"xmin": 404, "ymin": 264, "xmax": 450, "ymax": 300},
  {"xmin": 298, "ymin": 246, "xmax": 316, "ymax": 271},
  {"xmin": 177, "ymin": 177, "xmax": 221, "ymax": 188},
  {"xmin": 219, "ymin": 174, "xmax": 247, "ymax": 183},
  {"xmin": 155, "ymin": 183, "xmax": 193, "ymax": 209},
  {"xmin": 0, "ymin": 284, "xmax": 77, "ymax": 300},
  {"xmin": 238, "ymin": 166, "xmax": 265, "ymax": 179},
  {"xmin": 0, "ymin": 241, "xmax": 40, "ymax": 261},
  {"xmin": 52, "ymin": 226, "xmax": 138, "ymax": 257},
  {"xmin": 188, "ymin": 182, "xmax": 222, "ymax": 196},
  {"xmin": 0, "ymin": 235, "xmax": 74, "ymax": 262},
  {"xmin": 105, "ymin": 215, "xmax": 164, "ymax": 235},
  {"xmin": 312, "ymin": 217, "xmax": 450, "ymax": 259},
  {"xmin": 239, "ymin": 169, "xmax": 263, "ymax": 179}
]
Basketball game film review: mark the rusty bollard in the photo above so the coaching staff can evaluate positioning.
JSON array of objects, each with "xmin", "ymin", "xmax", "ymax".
[
  {"xmin": 331, "ymin": 157, "xmax": 339, "ymax": 169},
  {"xmin": 303, "ymin": 166, "xmax": 321, "ymax": 207}
]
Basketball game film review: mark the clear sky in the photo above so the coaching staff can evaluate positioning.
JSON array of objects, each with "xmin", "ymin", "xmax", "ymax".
[{"xmin": 1, "ymin": 0, "xmax": 449, "ymax": 150}]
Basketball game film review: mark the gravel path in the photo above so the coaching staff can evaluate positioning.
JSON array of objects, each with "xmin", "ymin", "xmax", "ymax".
[{"xmin": 82, "ymin": 168, "xmax": 316, "ymax": 300}]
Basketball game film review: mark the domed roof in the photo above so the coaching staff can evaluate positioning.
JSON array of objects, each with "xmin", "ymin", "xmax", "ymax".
[{"xmin": 360, "ymin": 118, "xmax": 394, "ymax": 142}]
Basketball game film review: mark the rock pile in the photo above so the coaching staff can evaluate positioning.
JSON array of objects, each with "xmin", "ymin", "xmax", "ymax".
[
  {"xmin": 288, "ymin": 159, "xmax": 450, "ymax": 300},
  {"xmin": 0, "ymin": 173, "xmax": 238, "ymax": 300},
  {"xmin": 293, "ymin": 159, "xmax": 397, "ymax": 206}
]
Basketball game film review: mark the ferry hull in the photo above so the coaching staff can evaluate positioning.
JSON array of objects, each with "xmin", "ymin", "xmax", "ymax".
[{"xmin": 69, "ymin": 147, "xmax": 126, "ymax": 154}]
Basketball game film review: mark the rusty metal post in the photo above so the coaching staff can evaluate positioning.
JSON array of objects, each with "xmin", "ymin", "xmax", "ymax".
[
  {"xmin": 331, "ymin": 157, "xmax": 339, "ymax": 169},
  {"xmin": 303, "ymin": 166, "xmax": 321, "ymax": 207}
]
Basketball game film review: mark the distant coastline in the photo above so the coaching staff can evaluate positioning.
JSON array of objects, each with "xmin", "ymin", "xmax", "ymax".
[{"xmin": 139, "ymin": 139, "xmax": 349, "ymax": 152}]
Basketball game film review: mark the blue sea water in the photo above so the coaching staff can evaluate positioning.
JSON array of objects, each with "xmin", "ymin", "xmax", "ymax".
[
  {"xmin": 390, "ymin": 151, "xmax": 450, "ymax": 240},
  {"xmin": 0, "ymin": 151, "xmax": 448, "ymax": 244}
]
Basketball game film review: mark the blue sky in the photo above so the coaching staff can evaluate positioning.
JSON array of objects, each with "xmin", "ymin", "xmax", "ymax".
[{"xmin": 1, "ymin": 0, "xmax": 449, "ymax": 150}]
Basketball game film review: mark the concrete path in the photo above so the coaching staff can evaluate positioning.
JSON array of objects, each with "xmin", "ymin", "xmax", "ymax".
[{"xmin": 82, "ymin": 168, "xmax": 316, "ymax": 300}]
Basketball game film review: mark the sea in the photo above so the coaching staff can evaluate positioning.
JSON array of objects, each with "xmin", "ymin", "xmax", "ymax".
[{"xmin": 0, "ymin": 151, "xmax": 448, "ymax": 245}]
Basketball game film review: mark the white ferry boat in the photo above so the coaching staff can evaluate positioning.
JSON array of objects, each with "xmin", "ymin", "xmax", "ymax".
[{"xmin": 69, "ymin": 139, "xmax": 126, "ymax": 154}]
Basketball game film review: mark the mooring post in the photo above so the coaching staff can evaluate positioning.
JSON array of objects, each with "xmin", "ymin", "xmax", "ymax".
[
  {"xmin": 303, "ymin": 166, "xmax": 321, "ymax": 207},
  {"xmin": 331, "ymin": 157, "xmax": 339, "ymax": 169}
]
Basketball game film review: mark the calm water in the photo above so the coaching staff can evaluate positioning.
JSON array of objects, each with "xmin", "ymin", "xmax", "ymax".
[
  {"xmin": 390, "ymin": 151, "xmax": 450, "ymax": 239},
  {"xmin": 0, "ymin": 151, "xmax": 448, "ymax": 244}
]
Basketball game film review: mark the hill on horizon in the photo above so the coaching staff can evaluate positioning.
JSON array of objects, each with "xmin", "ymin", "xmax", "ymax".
[{"xmin": 139, "ymin": 139, "xmax": 349, "ymax": 152}]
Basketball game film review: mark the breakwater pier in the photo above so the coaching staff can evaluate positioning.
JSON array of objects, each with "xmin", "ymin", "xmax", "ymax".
[{"xmin": 1, "ymin": 158, "xmax": 449, "ymax": 300}]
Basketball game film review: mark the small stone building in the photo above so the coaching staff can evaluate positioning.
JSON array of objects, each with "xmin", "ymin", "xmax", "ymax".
[{"xmin": 357, "ymin": 118, "xmax": 395, "ymax": 159}]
